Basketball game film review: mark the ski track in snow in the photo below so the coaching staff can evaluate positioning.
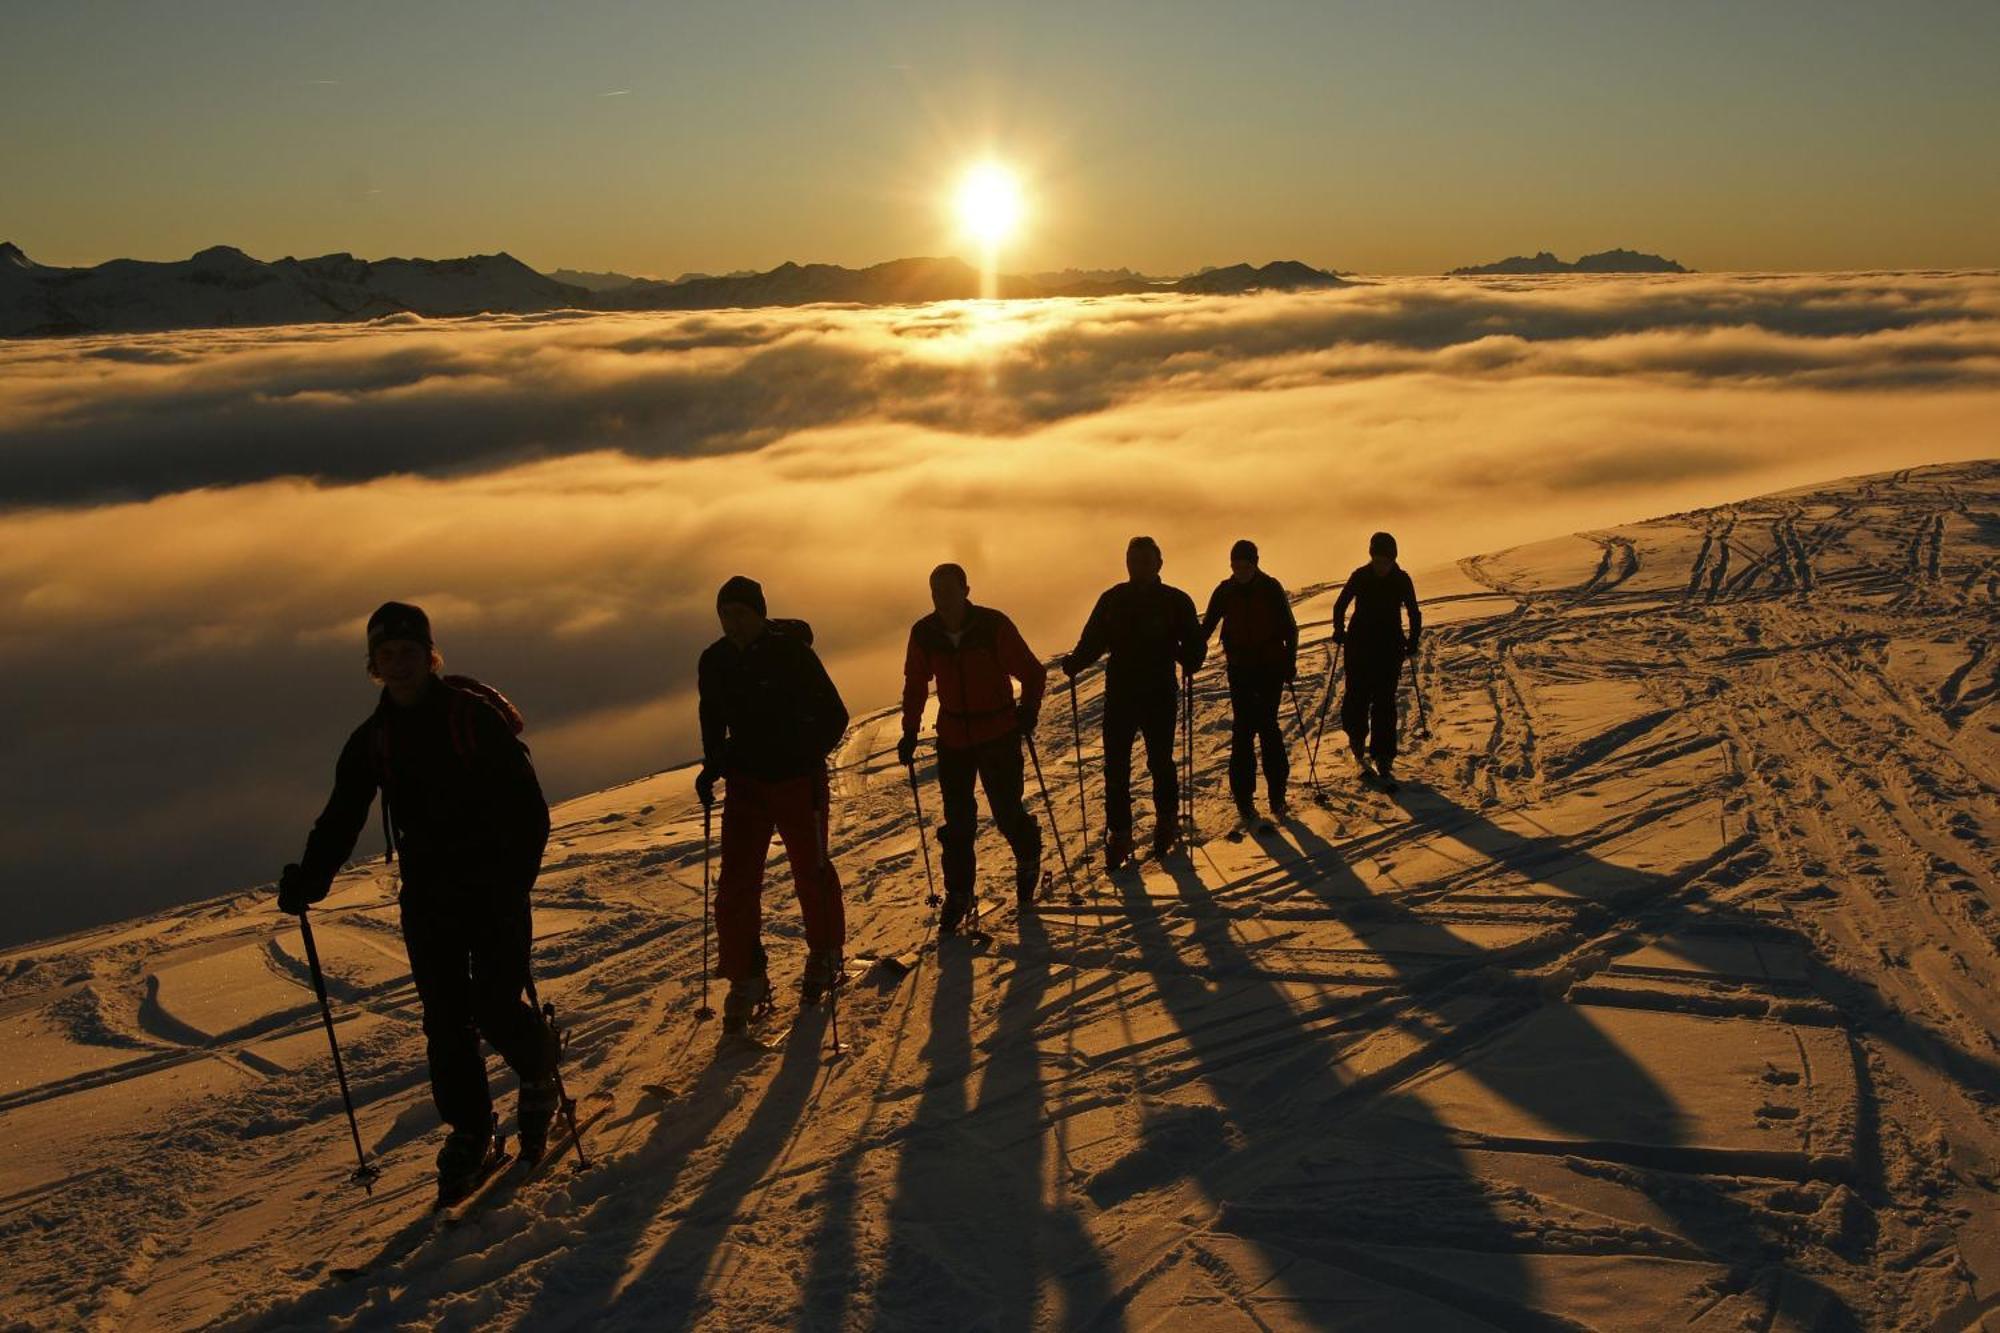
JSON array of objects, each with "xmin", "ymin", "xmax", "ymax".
[{"xmin": 4, "ymin": 462, "xmax": 2000, "ymax": 1330}]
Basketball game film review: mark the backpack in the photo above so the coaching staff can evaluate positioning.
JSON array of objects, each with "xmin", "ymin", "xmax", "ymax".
[{"xmin": 371, "ymin": 674, "xmax": 527, "ymax": 865}]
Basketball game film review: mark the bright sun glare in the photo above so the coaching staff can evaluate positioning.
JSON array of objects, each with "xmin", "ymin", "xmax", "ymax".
[{"xmin": 955, "ymin": 162, "xmax": 1024, "ymax": 249}]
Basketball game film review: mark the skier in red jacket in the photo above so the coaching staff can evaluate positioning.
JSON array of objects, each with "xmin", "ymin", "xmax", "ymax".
[{"xmin": 898, "ymin": 563, "xmax": 1047, "ymax": 930}]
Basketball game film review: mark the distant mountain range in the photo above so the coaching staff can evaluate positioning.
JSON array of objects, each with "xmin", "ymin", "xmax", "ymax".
[
  {"xmin": 0, "ymin": 243, "xmax": 585, "ymax": 338},
  {"xmin": 0, "ymin": 245, "xmax": 1349, "ymax": 338},
  {"xmin": 1448, "ymin": 248, "xmax": 1690, "ymax": 275}
]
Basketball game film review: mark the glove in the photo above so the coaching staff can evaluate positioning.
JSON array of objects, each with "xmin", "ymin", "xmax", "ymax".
[
  {"xmin": 1059, "ymin": 654, "xmax": 1079, "ymax": 679},
  {"xmin": 1282, "ymin": 657, "xmax": 1298, "ymax": 685},
  {"xmin": 695, "ymin": 766, "xmax": 718, "ymax": 809},
  {"xmin": 277, "ymin": 862, "xmax": 329, "ymax": 915},
  {"xmin": 896, "ymin": 732, "xmax": 918, "ymax": 768},
  {"xmin": 1405, "ymin": 634, "xmax": 1421, "ymax": 655},
  {"xmin": 1015, "ymin": 701, "xmax": 1040, "ymax": 734},
  {"xmin": 1331, "ymin": 628, "xmax": 1346, "ymax": 647}
]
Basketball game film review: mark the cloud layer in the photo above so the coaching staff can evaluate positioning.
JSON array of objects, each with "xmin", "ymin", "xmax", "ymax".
[
  {"xmin": 2, "ymin": 274, "xmax": 1997, "ymax": 945},
  {"xmin": 3, "ymin": 272, "xmax": 1998, "ymax": 506}
]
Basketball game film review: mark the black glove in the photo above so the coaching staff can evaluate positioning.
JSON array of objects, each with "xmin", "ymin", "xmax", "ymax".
[
  {"xmin": 1016, "ymin": 701, "xmax": 1040, "ymax": 735},
  {"xmin": 1282, "ymin": 657, "xmax": 1298, "ymax": 685},
  {"xmin": 1059, "ymin": 654, "xmax": 1080, "ymax": 679},
  {"xmin": 277, "ymin": 862, "xmax": 329, "ymax": 915},
  {"xmin": 896, "ymin": 732, "xmax": 918, "ymax": 768},
  {"xmin": 1405, "ymin": 634, "xmax": 1421, "ymax": 655},
  {"xmin": 695, "ymin": 766, "xmax": 718, "ymax": 809},
  {"xmin": 1331, "ymin": 628, "xmax": 1346, "ymax": 647}
]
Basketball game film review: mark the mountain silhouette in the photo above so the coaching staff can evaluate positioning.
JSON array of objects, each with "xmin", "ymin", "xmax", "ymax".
[
  {"xmin": 1449, "ymin": 248, "xmax": 1689, "ymax": 275},
  {"xmin": 0, "ymin": 245, "xmax": 1349, "ymax": 338}
]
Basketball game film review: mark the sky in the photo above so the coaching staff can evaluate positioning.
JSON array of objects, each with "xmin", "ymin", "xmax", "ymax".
[
  {"xmin": 3, "ymin": 273, "xmax": 1998, "ymax": 946},
  {"xmin": 3, "ymin": 0, "xmax": 1998, "ymax": 276}
]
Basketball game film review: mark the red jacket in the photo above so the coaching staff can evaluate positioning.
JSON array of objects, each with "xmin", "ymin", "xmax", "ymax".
[{"xmin": 902, "ymin": 605, "xmax": 1047, "ymax": 750}]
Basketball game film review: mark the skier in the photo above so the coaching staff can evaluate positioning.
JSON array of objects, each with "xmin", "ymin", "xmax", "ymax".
[
  {"xmin": 1332, "ymin": 532, "xmax": 1423, "ymax": 791},
  {"xmin": 1060, "ymin": 536, "xmax": 1206, "ymax": 869},
  {"xmin": 695, "ymin": 576, "xmax": 850, "ymax": 1041},
  {"xmin": 1200, "ymin": 539, "xmax": 1299, "ymax": 826},
  {"xmin": 897, "ymin": 563, "xmax": 1047, "ymax": 932},
  {"xmin": 277, "ymin": 601, "xmax": 559, "ymax": 1206}
]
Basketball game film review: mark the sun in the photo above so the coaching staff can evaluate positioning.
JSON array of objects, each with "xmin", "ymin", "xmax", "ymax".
[{"xmin": 955, "ymin": 162, "xmax": 1024, "ymax": 249}]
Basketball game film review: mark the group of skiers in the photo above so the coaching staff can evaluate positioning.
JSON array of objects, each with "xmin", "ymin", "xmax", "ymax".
[{"xmin": 279, "ymin": 533, "xmax": 1422, "ymax": 1203}]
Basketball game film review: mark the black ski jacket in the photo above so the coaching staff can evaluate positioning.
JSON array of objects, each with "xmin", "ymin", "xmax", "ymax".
[
  {"xmin": 698, "ymin": 618, "xmax": 849, "ymax": 782},
  {"xmin": 1333, "ymin": 563, "xmax": 1422, "ymax": 652},
  {"xmin": 1065, "ymin": 579, "xmax": 1206, "ymax": 699},
  {"xmin": 1200, "ymin": 571, "xmax": 1298, "ymax": 672},
  {"xmin": 299, "ymin": 676, "xmax": 550, "ymax": 898}
]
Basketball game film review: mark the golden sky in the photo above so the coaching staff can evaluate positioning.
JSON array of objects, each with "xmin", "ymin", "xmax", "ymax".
[{"xmin": 4, "ymin": 2, "xmax": 1997, "ymax": 275}]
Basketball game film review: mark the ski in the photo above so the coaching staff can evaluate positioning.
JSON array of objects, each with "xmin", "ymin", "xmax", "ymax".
[{"xmin": 435, "ymin": 1141, "xmax": 514, "ymax": 1220}]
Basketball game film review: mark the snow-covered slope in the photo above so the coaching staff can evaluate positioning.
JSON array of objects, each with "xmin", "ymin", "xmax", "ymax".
[{"xmin": 2, "ymin": 462, "xmax": 1996, "ymax": 1330}]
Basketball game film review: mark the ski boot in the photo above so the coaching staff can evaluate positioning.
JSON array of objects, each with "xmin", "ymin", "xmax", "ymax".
[
  {"xmin": 939, "ymin": 887, "xmax": 974, "ymax": 937},
  {"xmin": 436, "ymin": 1124, "xmax": 496, "ymax": 1207},
  {"xmin": 721, "ymin": 973, "xmax": 773, "ymax": 1038},
  {"xmin": 517, "ymin": 1076, "xmax": 561, "ymax": 1164},
  {"xmin": 1234, "ymin": 797, "xmax": 1259, "ymax": 829},
  {"xmin": 1268, "ymin": 791, "xmax": 1290, "ymax": 821},
  {"xmin": 800, "ymin": 949, "xmax": 844, "ymax": 1006},
  {"xmin": 1015, "ymin": 844, "xmax": 1043, "ymax": 908},
  {"xmin": 1104, "ymin": 829, "xmax": 1135, "ymax": 874},
  {"xmin": 1152, "ymin": 826, "xmax": 1182, "ymax": 861},
  {"xmin": 1374, "ymin": 759, "xmax": 1400, "ymax": 794}
]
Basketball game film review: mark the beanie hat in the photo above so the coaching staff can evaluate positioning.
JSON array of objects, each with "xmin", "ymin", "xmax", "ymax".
[
  {"xmin": 366, "ymin": 601, "xmax": 432, "ymax": 652},
  {"xmin": 1230, "ymin": 538, "xmax": 1259, "ymax": 564},
  {"xmin": 716, "ymin": 575, "xmax": 767, "ymax": 617},
  {"xmin": 1370, "ymin": 531, "xmax": 1398, "ymax": 558}
]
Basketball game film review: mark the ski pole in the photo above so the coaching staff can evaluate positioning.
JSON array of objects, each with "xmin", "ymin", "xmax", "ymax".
[
  {"xmin": 1409, "ymin": 646, "xmax": 1430, "ymax": 740},
  {"xmin": 906, "ymin": 760, "xmax": 943, "ymax": 935},
  {"xmin": 817, "ymin": 781, "xmax": 846, "ymax": 1062},
  {"xmin": 295, "ymin": 908, "xmax": 380, "ymax": 1191},
  {"xmin": 525, "ymin": 973, "xmax": 591, "ymax": 1169},
  {"xmin": 1286, "ymin": 679, "xmax": 1327, "ymax": 802},
  {"xmin": 696, "ymin": 801, "xmax": 716, "ymax": 1022},
  {"xmin": 1067, "ymin": 676, "xmax": 1089, "ymax": 902},
  {"xmin": 1024, "ymin": 732, "xmax": 1080, "ymax": 908},
  {"xmin": 1182, "ymin": 669, "xmax": 1198, "ymax": 846}
]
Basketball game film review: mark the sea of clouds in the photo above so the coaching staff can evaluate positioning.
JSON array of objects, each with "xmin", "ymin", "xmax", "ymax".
[{"xmin": 2, "ymin": 272, "xmax": 1996, "ymax": 944}]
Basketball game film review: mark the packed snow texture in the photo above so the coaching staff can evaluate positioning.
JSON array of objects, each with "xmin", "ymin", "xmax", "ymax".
[{"xmin": 1, "ymin": 462, "xmax": 1996, "ymax": 1330}]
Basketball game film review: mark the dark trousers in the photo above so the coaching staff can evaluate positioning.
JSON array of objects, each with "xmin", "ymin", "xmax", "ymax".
[
  {"xmin": 1341, "ymin": 643, "xmax": 1404, "ymax": 765},
  {"xmin": 1103, "ymin": 687, "xmax": 1178, "ymax": 839},
  {"xmin": 937, "ymin": 733, "xmax": 1041, "ymax": 898},
  {"xmin": 400, "ymin": 890, "xmax": 552, "ymax": 1138},
  {"xmin": 1226, "ymin": 664, "xmax": 1288, "ymax": 804},
  {"xmin": 716, "ymin": 767, "xmax": 846, "ymax": 982}
]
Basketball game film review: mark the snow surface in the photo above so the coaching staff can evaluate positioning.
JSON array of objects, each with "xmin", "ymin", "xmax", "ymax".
[{"xmin": 2, "ymin": 462, "xmax": 1998, "ymax": 1330}]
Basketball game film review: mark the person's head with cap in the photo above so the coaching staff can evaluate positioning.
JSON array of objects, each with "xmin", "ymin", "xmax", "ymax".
[
  {"xmin": 928, "ymin": 561, "xmax": 971, "ymax": 626},
  {"xmin": 1229, "ymin": 538, "xmax": 1259, "ymax": 583},
  {"xmin": 1126, "ymin": 534, "xmax": 1163, "ymax": 583},
  {"xmin": 365, "ymin": 600, "xmax": 440, "ymax": 691},
  {"xmin": 716, "ymin": 575, "xmax": 768, "ymax": 646},
  {"xmin": 1369, "ymin": 531, "xmax": 1398, "ymax": 572}
]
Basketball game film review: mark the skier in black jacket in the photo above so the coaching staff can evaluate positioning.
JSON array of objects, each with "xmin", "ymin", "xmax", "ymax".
[
  {"xmin": 278, "ymin": 601, "xmax": 557, "ymax": 1205},
  {"xmin": 1201, "ymin": 539, "xmax": 1299, "ymax": 824},
  {"xmin": 696, "ymin": 576, "xmax": 850, "ymax": 1037},
  {"xmin": 1332, "ymin": 532, "xmax": 1423, "ymax": 789},
  {"xmin": 1061, "ymin": 536, "xmax": 1206, "ymax": 868}
]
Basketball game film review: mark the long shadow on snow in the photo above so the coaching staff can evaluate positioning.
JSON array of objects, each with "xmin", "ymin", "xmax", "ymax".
[
  {"xmin": 865, "ymin": 911, "xmax": 1121, "ymax": 1331},
  {"xmin": 1264, "ymin": 790, "xmax": 1865, "ymax": 1327},
  {"xmin": 1105, "ymin": 844, "xmax": 1549, "ymax": 1330},
  {"xmin": 585, "ymin": 1008, "xmax": 830, "ymax": 1327}
]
